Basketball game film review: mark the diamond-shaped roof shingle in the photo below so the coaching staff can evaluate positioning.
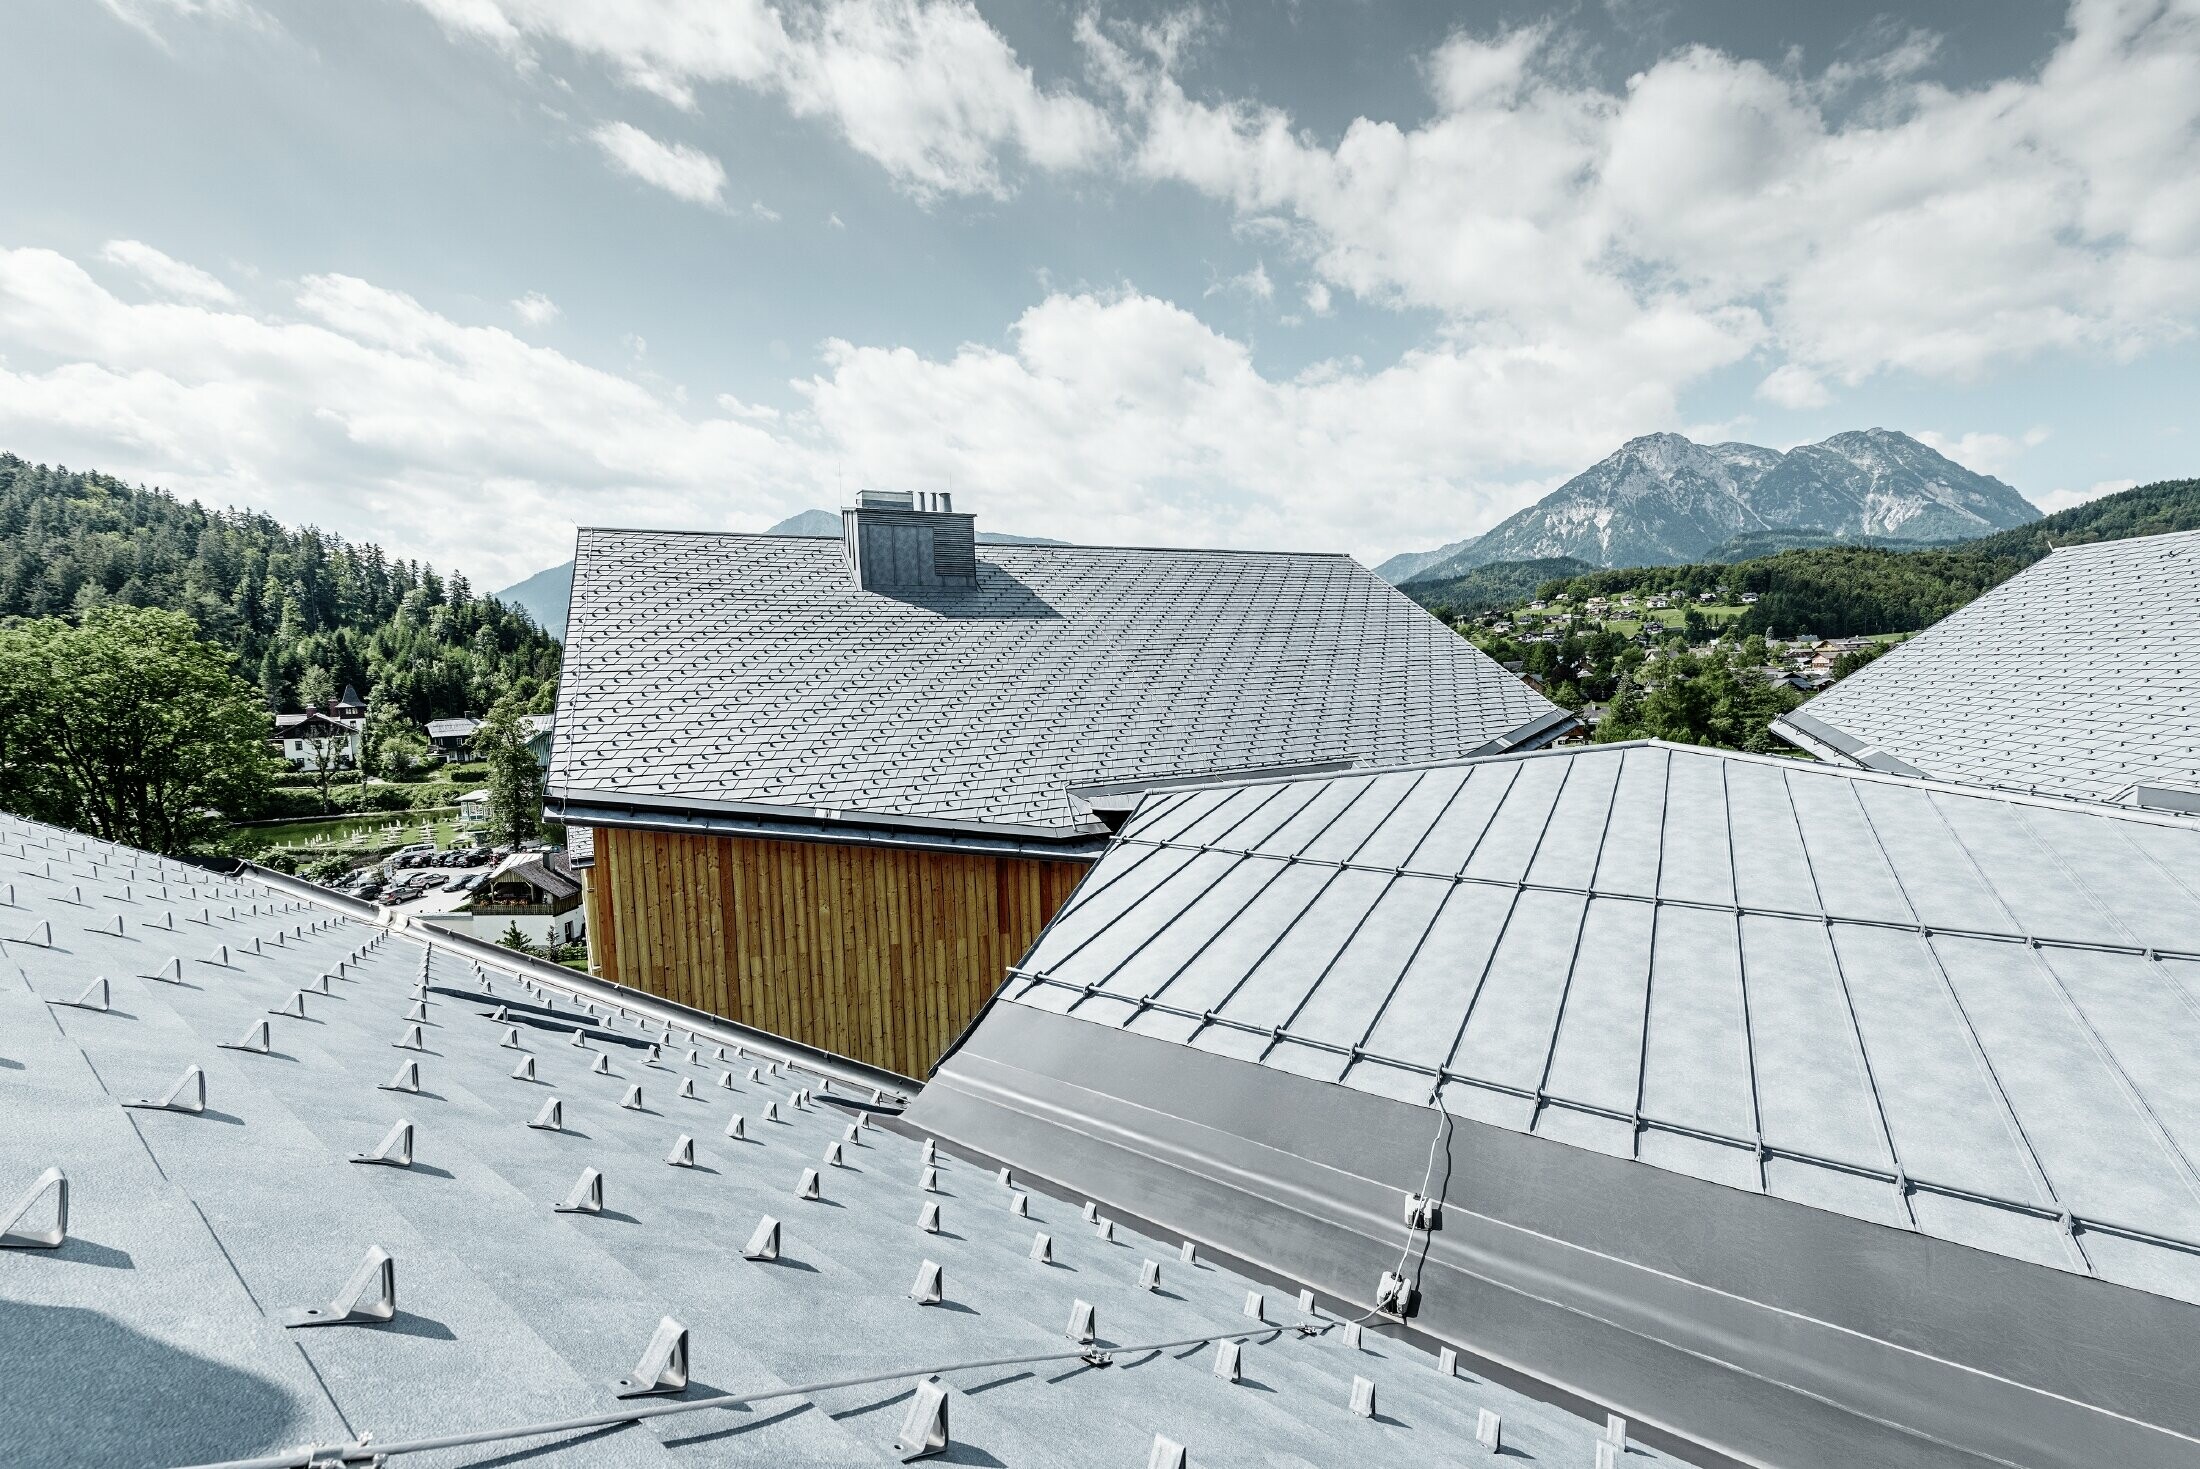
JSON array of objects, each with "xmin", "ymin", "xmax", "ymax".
[
  {"xmin": 549, "ymin": 530, "xmax": 1569, "ymax": 840},
  {"xmin": 1773, "ymin": 529, "xmax": 2200, "ymax": 803}
]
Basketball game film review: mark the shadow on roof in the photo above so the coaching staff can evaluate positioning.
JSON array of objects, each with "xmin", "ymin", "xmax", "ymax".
[
  {"xmin": 867, "ymin": 562, "xmax": 1063, "ymax": 620},
  {"xmin": 0, "ymin": 1301, "xmax": 305, "ymax": 1468}
]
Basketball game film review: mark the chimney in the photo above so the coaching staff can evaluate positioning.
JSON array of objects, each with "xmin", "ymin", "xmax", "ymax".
[{"xmin": 842, "ymin": 490, "xmax": 978, "ymax": 592}]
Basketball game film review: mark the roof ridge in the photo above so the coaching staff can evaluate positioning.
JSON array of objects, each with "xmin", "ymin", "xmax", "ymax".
[{"xmin": 573, "ymin": 525, "xmax": 1359, "ymax": 559}]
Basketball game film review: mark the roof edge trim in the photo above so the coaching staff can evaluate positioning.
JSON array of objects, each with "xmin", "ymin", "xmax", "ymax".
[{"xmin": 549, "ymin": 792, "xmax": 1110, "ymax": 861}]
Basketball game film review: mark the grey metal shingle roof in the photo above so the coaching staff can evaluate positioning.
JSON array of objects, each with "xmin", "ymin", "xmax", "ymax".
[
  {"xmin": 550, "ymin": 530, "xmax": 1567, "ymax": 838},
  {"xmin": 1772, "ymin": 529, "xmax": 2200, "ymax": 802},
  {"xmin": 1004, "ymin": 742, "xmax": 2200, "ymax": 1306},
  {"xmin": 0, "ymin": 813, "xmax": 1693, "ymax": 1469}
]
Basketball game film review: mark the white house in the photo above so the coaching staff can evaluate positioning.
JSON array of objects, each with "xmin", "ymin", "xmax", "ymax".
[{"xmin": 270, "ymin": 711, "xmax": 361, "ymax": 769}]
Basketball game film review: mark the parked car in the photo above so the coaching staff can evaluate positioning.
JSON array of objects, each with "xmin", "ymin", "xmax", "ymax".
[
  {"xmin": 448, "ymin": 872, "xmax": 481, "ymax": 893},
  {"xmin": 415, "ymin": 872, "xmax": 448, "ymax": 890}
]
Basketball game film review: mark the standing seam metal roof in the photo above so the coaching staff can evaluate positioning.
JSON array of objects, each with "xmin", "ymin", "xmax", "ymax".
[
  {"xmin": 549, "ymin": 531, "xmax": 1566, "ymax": 836},
  {"xmin": 0, "ymin": 813, "xmax": 1694, "ymax": 1469},
  {"xmin": 1772, "ymin": 529, "xmax": 2200, "ymax": 801},
  {"xmin": 1005, "ymin": 741, "xmax": 2200, "ymax": 1306}
]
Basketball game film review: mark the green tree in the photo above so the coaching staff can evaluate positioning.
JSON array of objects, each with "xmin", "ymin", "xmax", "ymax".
[
  {"xmin": 497, "ymin": 922, "xmax": 539, "ymax": 956},
  {"xmin": 0, "ymin": 606, "xmax": 276, "ymax": 852},
  {"xmin": 296, "ymin": 664, "xmax": 335, "ymax": 712},
  {"xmin": 475, "ymin": 696, "xmax": 544, "ymax": 845},
  {"xmin": 362, "ymin": 700, "xmax": 431, "ymax": 780}
]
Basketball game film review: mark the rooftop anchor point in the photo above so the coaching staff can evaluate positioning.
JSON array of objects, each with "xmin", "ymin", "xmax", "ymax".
[
  {"xmin": 287, "ymin": 1247, "xmax": 397, "ymax": 1329},
  {"xmin": 613, "ymin": 1317, "xmax": 690, "ymax": 1399}
]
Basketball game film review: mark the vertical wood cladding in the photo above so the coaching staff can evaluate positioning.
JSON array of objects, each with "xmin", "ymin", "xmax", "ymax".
[{"xmin": 588, "ymin": 826, "xmax": 1089, "ymax": 1078}]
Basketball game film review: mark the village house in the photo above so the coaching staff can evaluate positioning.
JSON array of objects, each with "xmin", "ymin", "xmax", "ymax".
[
  {"xmin": 465, "ymin": 847, "xmax": 585, "ymax": 947},
  {"xmin": 269, "ymin": 710, "xmax": 361, "ymax": 769},
  {"xmin": 423, "ymin": 716, "xmax": 480, "ymax": 758},
  {"xmin": 548, "ymin": 491, "xmax": 1574, "ymax": 1077}
]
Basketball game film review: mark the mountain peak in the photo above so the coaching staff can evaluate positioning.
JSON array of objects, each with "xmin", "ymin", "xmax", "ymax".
[{"xmin": 1388, "ymin": 429, "xmax": 2039, "ymax": 583}]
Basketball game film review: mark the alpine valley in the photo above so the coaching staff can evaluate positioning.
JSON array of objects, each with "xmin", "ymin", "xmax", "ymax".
[{"xmin": 1378, "ymin": 429, "xmax": 2040, "ymax": 584}]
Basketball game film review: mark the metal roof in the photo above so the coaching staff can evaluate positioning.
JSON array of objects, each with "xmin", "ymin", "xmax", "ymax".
[
  {"xmin": 424, "ymin": 718, "xmax": 481, "ymax": 739},
  {"xmin": 1772, "ymin": 529, "xmax": 2200, "ymax": 802},
  {"xmin": 549, "ymin": 529, "xmax": 1569, "ymax": 840},
  {"xmin": 0, "ymin": 813, "xmax": 1691, "ymax": 1469},
  {"xmin": 1003, "ymin": 741, "xmax": 2200, "ymax": 1306}
]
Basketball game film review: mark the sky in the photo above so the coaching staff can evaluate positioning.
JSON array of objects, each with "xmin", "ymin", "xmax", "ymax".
[{"xmin": 0, "ymin": 0, "xmax": 2195, "ymax": 589}]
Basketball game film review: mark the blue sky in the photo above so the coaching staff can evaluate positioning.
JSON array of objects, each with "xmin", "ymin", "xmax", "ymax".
[{"xmin": 1, "ymin": 0, "xmax": 2194, "ymax": 586}]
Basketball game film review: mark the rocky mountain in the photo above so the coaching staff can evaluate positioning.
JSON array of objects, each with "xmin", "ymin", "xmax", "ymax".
[
  {"xmin": 495, "ymin": 509, "xmax": 1064, "ymax": 633},
  {"xmin": 1387, "ymin": 429, "xmax": 2039, "ymax": 583}
]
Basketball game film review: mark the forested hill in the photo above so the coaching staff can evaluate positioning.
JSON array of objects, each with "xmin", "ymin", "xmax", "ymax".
[
  {"xmin": 0, "ymin": 455, "xmax": 559, "ymax": 719},
  {"xmin": 1411, "ymin": 476, "xmax": 2200, "ymax": 639}
]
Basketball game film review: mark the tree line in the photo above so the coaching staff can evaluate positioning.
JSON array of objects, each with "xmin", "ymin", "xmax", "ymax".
[
  {"xmin": 0, "ymin": 455, "xmax": 564, "ymax": 854},
  {"xmin": 0, "ymin": 454, "xmax": 559, "ymax": 719}
]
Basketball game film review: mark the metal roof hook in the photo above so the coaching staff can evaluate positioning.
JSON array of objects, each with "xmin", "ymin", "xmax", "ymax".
[
  {"xmin": 909, "ymin": 1259, "xmax": 944, "ymax": 1305},
  {"xmin": 54, "ymin": 975, "xmax": 109, "ymax": 1012},
  {"xmin": 511, "ymin": 1055, "xmax": 537, "ymax": 1082},
  {"xmin": 555, "ymin": 1167, "xmax": 605, "ymax": 1215},
  {"xmin": 380, "ymin": 1060, "xmax": 421, "ymax": 1095},
  {"xmin": 287, "ymin": 1246, "xmax": 396, "ymax": 1329},
  {"xmin": 351, "ymin": 1121, "xmax": 414, "ymax": 1169},
  {"xmin": 125, "ymin": 1065, "xmax": 205, "ymax": 1114},
  {"xmin": 895, "ymin": 1376, "xmax": 951, "ymax": 1460},
  {"xmin": 219, "ymin": 1018, "xmax": 279, "ymax": 1061},
  {"xmin": 1349, "ymin": 1376, "xmax": 1376, "ymax": 1419},
  {"xmin": 667, "ymin": 1135, "xmax": 696, "ymax": 1168},
  {"xmin": 0, "ymin": 1166, "xmax": 68, "ymax": 1249},
  {"xmin": 1148, "ymin": 1434, "xmax": 1187, "ymax": 1469},
  {"xmin": 742, "ymin": 1215, "xmax": 780, "ymax": 1261},
  {"xmin": 529, "ymin": 1097, "xmax": 563, "ymax": 1132},
  {"xmin": 613, "ymin": 1316, "xmax": 690, "ymax": 1399},
  {"xmin": 1066, "ymin": 1299, "xmax": 1096, "ymax": 1344}
]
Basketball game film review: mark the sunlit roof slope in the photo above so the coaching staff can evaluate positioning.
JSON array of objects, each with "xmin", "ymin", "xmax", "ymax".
[
  {"xmin": 1006, "ymin": 740, "xmax": 2200, "ymax": 1301},
  {"xmin": 1773, "ymin": 529, "xmax": 2200, "ymax": 804},
  {"xmin": 0, "ymin": 813, "xmax": 1690, "ymax": 1469},
  {"xmin": 911, "ymin": 741, "xmax": 2200, "ymax": 1468},
  {"xmin": 550, "ymin": 530, "xmax": 1570, "ymax": 843}
]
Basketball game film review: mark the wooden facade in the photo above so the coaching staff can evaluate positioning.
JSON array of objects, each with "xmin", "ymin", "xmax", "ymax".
[{"xmin": 583, "ymin": 826, "xmax": 1090, "ymax": 1078}]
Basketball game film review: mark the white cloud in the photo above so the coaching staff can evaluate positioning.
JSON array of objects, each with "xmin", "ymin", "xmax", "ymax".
[
  {"xmin": 0, "ymin": 245, "xmax": 801, "ymax": 584},
  {"xmin": 98, "ymin": 240, "xmax": 237, "ymax": 305},
  {"xmin": 412, "ymin": 0, "xmax": 1114, "ymax": 198},
  {"xmin": 1913, "ymin": 426, "xmax": 2050, "ymax": 478},
  {"xmin": 1756, "ymin": 363, "xmax": 1829, "ymax": 409},
  {"xmin": 1303, "ymin": 281, "xmax": 1332, "ymax": 316},
  {"xmin": 99, "ymin": 0, "xmax": 271, "ymax": 45},
  {"xmin": 2033, "ymin": 477, "xmax": 2138, "ymax": 514},
  {"xmin": 1084, "ymin": 1, "xmax": 2200, "ymax": 389},
  {"xmin": 512, "ymin": 291, "xmax": 561, "ymax": 325},
  {"xmin": 590, "ymin": 120, "xmax": 727, "ymax": 205},
  {"xmin": 1207, "ymin": 261, "xmax": 1273, "ymax": 303},
  {"xmin": 0, "ymin": 243, "xmax": 1745, "ymax": 583}
]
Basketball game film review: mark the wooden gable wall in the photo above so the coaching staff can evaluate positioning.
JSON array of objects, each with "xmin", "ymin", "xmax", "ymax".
[{"xmin": 584, "ymin": 826, "xmax": 1090, "ymax": 1078}]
